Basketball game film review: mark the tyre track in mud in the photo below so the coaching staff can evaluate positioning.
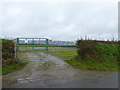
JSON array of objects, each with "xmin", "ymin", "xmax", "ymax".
[
  {"xmin": 3, "ymin": 52, "xmax": 80, "ymax": 88},
  {"xmin": 3, "ymin": 52, "xmax": 118, "ymax": 88}
]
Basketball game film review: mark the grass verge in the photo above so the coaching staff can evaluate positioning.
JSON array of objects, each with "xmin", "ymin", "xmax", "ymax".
[
  {"xmin": 2, "ymin": 62, "xmax": 28, "ymax": 75},
  {"xmin": 65, "ymin": 43, "xmax": 119, "ymax": 71},
  {"xmin": 65, "ymin": 55, "xmax": 118, "ymax": 71}
]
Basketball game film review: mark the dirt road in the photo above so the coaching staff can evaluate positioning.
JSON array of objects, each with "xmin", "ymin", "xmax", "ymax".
[{"xmin": 3, "ymin": 52, "xmax": 118, "ymax": 88}]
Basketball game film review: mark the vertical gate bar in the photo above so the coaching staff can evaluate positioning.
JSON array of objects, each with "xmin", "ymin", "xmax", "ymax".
[
  {"xmin": 26, "ymin": 46, "xmax": 27, "ymax": 51},
  {"xmin": 39, "ymin": 38, "xmax": 40, "ymax": 50},
  {"xmin": 33, "ymin": 38, "xmax": 34, "ymax": 51},
  {"xmin": 46, "ymin": 39, "xmax": 48, "ymax": 50},
  {"xmin": 26, "ymin": 38, "xmax": 27, "ymax": 51},
  {"xmin": 16, "ymin": 38, "xmax": 20, "ymax": 63}
]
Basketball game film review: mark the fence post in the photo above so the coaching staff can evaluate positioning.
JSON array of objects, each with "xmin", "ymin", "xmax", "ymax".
[{"xmin": 14, "ymin": 39, "xmax": 17, "ymax": 57}]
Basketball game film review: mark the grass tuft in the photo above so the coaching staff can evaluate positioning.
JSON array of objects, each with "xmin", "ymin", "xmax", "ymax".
[{"xmin": 2, "ymin": 62, "xmax": 28, "ymax": 75}]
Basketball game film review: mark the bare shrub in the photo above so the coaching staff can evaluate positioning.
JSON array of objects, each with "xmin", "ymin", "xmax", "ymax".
[{"xmin": 76, "ymin": 40, "xmax": 97, "ymax": 59}]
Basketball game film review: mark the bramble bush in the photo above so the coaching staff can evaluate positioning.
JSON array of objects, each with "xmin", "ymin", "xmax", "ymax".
[{"xmin": 2, "ymin": 39, "xmax": 16, "ymax": 66}]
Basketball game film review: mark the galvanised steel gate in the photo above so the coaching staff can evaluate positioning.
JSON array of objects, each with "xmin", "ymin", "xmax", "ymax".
[
  {"xmin": 16, "ymin": 38, "xmax": 49, "ymax": 51},
  {"xmin": 16, "ymin": 38, "xmax": 77, "ymax": 61}
]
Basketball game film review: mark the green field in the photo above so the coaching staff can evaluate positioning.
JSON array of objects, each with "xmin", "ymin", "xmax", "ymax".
[
  {"xmin": 17, "ymin": 43, "xmax": 119, "ymax": 71},
  {"xmin": 18, "ymin": 46, "xmax": 77, "ymax": 60}
]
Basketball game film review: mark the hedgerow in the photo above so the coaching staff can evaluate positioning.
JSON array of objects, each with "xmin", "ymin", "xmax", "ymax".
[{"xmin": 2, "ymin": 39, "xmax": 16, "ymax": 66}]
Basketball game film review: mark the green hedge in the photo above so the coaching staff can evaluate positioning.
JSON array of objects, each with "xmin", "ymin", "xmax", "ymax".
[
  {"xmin": 65, "ymin": 40, "xmax": 118, "ymax": 71},
  {"xmin": 76, "ymin": 40, "xmax": 118, "ymax": 62},
  {"xmin": 2, "ymin": 39, "xmax": 16, "ymax": 66}
]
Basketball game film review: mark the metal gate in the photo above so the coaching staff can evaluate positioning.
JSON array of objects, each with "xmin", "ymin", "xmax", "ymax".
[
  {"xmin": 16, "ymin": 38, "xmax": 49, "ymax": 51},
  {"xmin": 16, "ymin": 38, "xmax": 77, "ymax": 61}
]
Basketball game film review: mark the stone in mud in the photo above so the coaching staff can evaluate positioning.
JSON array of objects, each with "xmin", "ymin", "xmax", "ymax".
[{"xmin": 17, "ymin": 78, "xmax": 29, "ymax": 83}]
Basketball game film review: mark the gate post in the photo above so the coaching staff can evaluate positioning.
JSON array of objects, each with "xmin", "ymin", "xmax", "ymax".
[
  {"xmin": 16, "ymin": 38, "xmax": 19, "ymax": 51},
  {"xmin": 46, "ymin": 39, "xmax": 49, "ymax": 50}
]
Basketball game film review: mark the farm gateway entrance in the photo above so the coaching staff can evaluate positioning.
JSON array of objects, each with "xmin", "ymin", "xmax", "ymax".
[
  {"xmin": 15, "ymin": 37, "xmax": 77, "ymax": 60},
  {"xmin": 16, "ymin": 38, "xmax": 49, "ymax": 51}
]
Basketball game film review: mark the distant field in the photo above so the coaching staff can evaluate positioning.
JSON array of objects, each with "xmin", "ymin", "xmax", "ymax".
[
  {"xmin": 41, "ymin": 47, "xmax": 77, "ymax": 60},
  {"xmin": 18, "ymin": 46, "xmax": 77, "ymax": 60}
]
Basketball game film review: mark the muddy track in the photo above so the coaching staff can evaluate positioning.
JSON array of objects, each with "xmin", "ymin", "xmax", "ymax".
[{"xmin": 3, "ymin": 52, "xmax": 118, "ymax": 88}]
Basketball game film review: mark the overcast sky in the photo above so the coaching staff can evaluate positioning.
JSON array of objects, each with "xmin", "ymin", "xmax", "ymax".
[{"xmin": 0, "ymin": 2, "xmax": 118, "ymax": 41}]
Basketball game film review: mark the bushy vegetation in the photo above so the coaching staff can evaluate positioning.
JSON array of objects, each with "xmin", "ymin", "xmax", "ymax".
[
  {"xmin": 2, "ymin": 39, "xmax": 28, "ymax": 74},
  {"xmin": 2, "ymin": 39, "xmax": 16, "ymax": 66},
  {"xmin": 65, "ymin": 39, "xmax": 118, "ymax": 71},
  {"xmin": 76, "ymin": 40, "xmax": 97, "ymax": 58},
  {"xmin": 76, "ymin": 40, "xmax": 118, "ymax": 61}
]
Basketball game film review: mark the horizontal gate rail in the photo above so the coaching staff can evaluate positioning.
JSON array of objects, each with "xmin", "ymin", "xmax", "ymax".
[{"xmin": 16, "ymin": 38, "xmax": 49, "ymax": 51}]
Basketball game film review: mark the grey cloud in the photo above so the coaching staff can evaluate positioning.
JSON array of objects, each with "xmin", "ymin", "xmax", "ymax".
[{"xmin": 1, "ymin": 2, "xmax": 118, "ymax": 41}]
